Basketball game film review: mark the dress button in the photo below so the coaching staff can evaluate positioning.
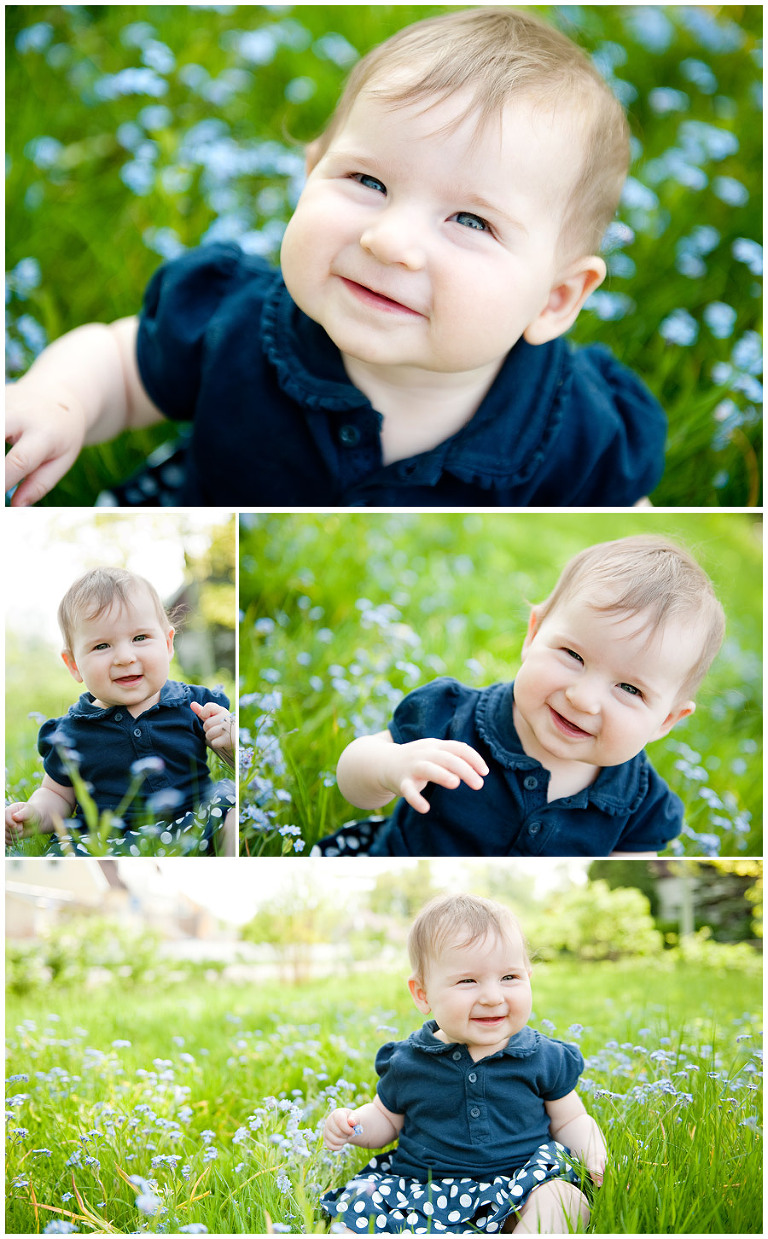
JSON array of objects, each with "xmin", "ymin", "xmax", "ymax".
[
  {"xmin": 452, "ymin": 1051, "xmax": 462, "ymax": 1061},
  {"xmin": 523, "ymin": 775, "xmax": 538, "ymax": 790},
  {"xmin": 115, "ymin": 713, "xmax": 123, "ymax": 721},
  {"xmin": 468, "ymin": 1072, "xmax": 477, "ymax": 1083},
  {"xmin": 339, "ymin": 424, "xmax": 361, "ymax": 446},
  {"xmin": 470, "ymin": 1107, "xmax": 481, "ymax": 1118},
  {"xmin": 528, "ymin": 821, "xmax": 541, "ymax": 835},
  {"xmin": 133, "ymin": 728, "xmax": 142, "ymax": 737}
]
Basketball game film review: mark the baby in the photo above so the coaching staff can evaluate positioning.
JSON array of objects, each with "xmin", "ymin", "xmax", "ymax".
[
  {"xmin": 327, "ymin": 536, "xmax": 725, "ymax": 858},
  {"xmin": 6, "ymin": 7, "xmax": 665, "ymax": 508},
  {"xmin": 5, "ymin": 567, "xmax": 237, "ymax": 856},
  {"xmin": 322, "ymin": 893, "xmax": 606, "ymax": 1235}
]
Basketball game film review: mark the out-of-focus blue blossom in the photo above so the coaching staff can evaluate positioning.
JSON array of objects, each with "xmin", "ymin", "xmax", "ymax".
[
  {"xmin": 621, "ymin": 177, "xmax": 659, "ymax": 212},
  {"xmin": 138, "ymin": 104, "xmax": 174, "ymax": 132},
  {"xmin": 25, "ymin": 136, "xmax": 63, "ymax": 171},
  {"xmin": 649, "ymin": 88, "xmax": 689, "ymax": 115},
  {"xmin": 732, "ymin": 238, "xmax": 762, "ymax": 276},
  {"xmin": 659, "ymin": 308, "xmax": 699, "ymax": 346},
  {"xmin": 607, "ymin": 252, "xmax": 636, "ymax": 279},
  {"xmin": 8, "ymin": 257, "xmax": 42, "ymax": 298},
  {"xmin": 679, "ymin": 58, "xmax": 718, "ymax": 94},
  {"xmin": 678, "ymin": 120, "xmax": 739, "ymax": 163},
  {"xmin": 624, "ymin": 6, "xmax": 674, "ymax": 53},
  {"xmin": 713, "ymin": 177, "xmax": 749, "ymax": 207},
  {"xmin": 16, "ymin": 315, "xmax": 47, "ymax": 355},
  {"xmin": 591, "ymin": 41, "xmax": 628, "ymax": 76},
  {"xmin": 43, "ymin": 1224, "xmax": 79, "ymax": 1236},
  {"xmin": 585, "ymin": 291, "xmax": 635, "ymax": 321},
  {"xmin": 601, "ymin": 221, "xmax": 635, "ymax": 253},
  {"xmin": 16, "ymin": 22, "xmax": 55, "ymax": 54},
  {"xmin": 234, "ymin": 28, "xmax": 279, "ymax": 66},
  {"xmin": 120, "ymin": 160, "xmax": 156, "ymax": 196},
  {"xmin": 121, "ymin": 22, "xmax": 156, "ymax": 50},
  {"xmin": 285, "ymin": 77, "xmax": 317, "ymax": 104},
  {"xmin": 676, "ymin": 226, "xmax": 720, "ymax": 276},
  {"xmin": 141, "ymin": 41, "xmax": 176, "ymax": 75},
  {"xmin": 314, "ymin": 32, "xmax": 359, "ymax": 68},
  {"xmin": 731, "ymin": 331, "xmax": 763, "ymax": 376},
  {"xmin": 677, "ymin": 8, "xmax": 745, "ymax": 54},
  {"xmin": 703, "ymin": 302, "xmax": 738, "ymax": 339},
  {"xmin": 143, "ymin": 227, "xmax": 186, "ymax": 259},
  {"xmin": 136, "ymin": 1192, "xmax": 163, "ymax": 1216},
  {"xmin": 645, "ymin": 148, "xmax": 708, "ymax": 191},
  {"xmin": 116, "ymin": 122, "xmax": 144, "ymax": 152},
  {"xmin": 94, "ymin": 68, "xmax": 169, "ymax": 100}
]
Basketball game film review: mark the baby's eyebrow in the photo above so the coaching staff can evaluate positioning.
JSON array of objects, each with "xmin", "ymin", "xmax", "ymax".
[{"xmin": 461, "ymin": 192, "xmax": 529, "ymax": 235}]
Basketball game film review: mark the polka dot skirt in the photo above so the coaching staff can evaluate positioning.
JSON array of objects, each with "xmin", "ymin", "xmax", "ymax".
[
  {"xmin": 322, "ymin": 1140, "xmax": 579, "ymax": 1234},
  {"xmin": 47, "ymin": 779, "xmax": 236, "ymax": 857}
]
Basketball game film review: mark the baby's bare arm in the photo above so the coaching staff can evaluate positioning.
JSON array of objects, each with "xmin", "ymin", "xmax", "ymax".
[
  {"xmin": 5, "ymin": 776, "xmax": 77, "ymax": 844},
  {"xmin": 546, "ymin": 1092, "xmax": 607, "ymax": 1185},
  {"xmin": 336, "ymin": 729, "xmax": 488, "ymax": 814},
  {"xmin": 5, "ymin": 316, "xmax": 163, "ymax": 506}
]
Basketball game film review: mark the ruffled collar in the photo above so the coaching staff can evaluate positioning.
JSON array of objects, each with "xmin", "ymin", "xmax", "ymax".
[{"xmin": 411, "ymin": 1019, "xmax": 540, "ymax": 1059}]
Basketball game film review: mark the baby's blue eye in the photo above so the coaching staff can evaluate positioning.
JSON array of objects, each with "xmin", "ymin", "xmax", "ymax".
[
  {"xmin": 353, "ymin": 173, "xmax": 386, "ymax": 194},
  {"xmin": 565, "ymin": 648, "xmax": 583, "ymax": 663},
  {"xmin": 619, "ymin": 682, "xmax": 641, "ymax": 697},
  {"xmin": 453, "ymin": 211, "xmax": 488, "ymax": 231},
  {"xmin": 133, "ymin": 634, "xmax": 148, "ymax": 642}
]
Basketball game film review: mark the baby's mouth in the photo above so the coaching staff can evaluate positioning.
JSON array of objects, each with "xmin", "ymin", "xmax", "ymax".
[
  {"xmin": 548, "ymin": 705, "xmax": 593, "ymax": 739},
  {"xmin": 340, "ymin": 276, "xmax": 423, "ymax": 316},
  {"xmin": 114, "ymin": 674, "xmax": 143, "ymax": 686}
]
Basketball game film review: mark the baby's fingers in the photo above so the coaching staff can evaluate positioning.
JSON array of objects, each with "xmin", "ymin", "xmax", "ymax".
[{"xmin": 436, "ymin": 740, "xmax": 490, "ymax": 778}]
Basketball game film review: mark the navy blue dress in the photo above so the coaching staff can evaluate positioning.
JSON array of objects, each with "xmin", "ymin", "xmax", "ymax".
[
  {"xmin": 321, "ymin": 1021, "xmax": 586, "ymax": 1234},
  {"xmin": 37, "ymin": 680, "xmax": 235, "ymax": 855},
  {"xmin": 106, "ymin": 242, "xmax": 666, "ymax": 507}
]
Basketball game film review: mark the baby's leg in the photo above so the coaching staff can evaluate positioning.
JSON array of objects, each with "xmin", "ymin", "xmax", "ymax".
[
  {"xmin": 221, "ymin": 807, "xmax": 237, "ymax": 857},
  {"xmin": 505, "ymin": 1180, "xmax": 589, "ymax": 1234}
]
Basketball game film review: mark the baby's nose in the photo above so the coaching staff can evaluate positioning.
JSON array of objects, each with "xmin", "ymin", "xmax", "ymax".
[
  {"xmin": 565, "ymin": 681, "xmax": 601, "ymax": 714},
  {"xmin": 360, "ymin": 213, "xmax": 426, "ymax": 270}
]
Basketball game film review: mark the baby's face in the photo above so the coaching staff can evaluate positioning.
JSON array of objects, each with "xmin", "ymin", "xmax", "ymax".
[
  {"xmin": 513, "ymin": 591, "xmax": 697, "ymax": 774},
  {"xmin": 409, "ymin": 928, "xmax": 532, "ymax": 1062},
  {"xmin": 281, "ymin": 86, "xmax": 588, "ymax": 382},
  {"xmin": 62, "ymin": 586, "xmax": 174, "ymax": 716}
]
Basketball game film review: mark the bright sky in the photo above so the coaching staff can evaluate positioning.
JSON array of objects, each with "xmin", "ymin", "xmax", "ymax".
[
  {"xmin": 147, "ymin": 857, "xmax": 590, "ymax": 926},
  {"xmin": 4, "ymin": 508, "xmax": 233, "ymax": 646}
]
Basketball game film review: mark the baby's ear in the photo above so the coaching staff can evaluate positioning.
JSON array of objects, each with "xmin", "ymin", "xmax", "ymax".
[
  {"xmin": 521, "ymin": 608, "xmax": 540, "ymax": 657},
  {"xmin": 408, "ymin": 975, "xmax": 431, "ymax": 1015},
  {"xmin": 61, "ymin": 649, "xmax": 83, "ymax": 683},
  {"xmin": 655, "ymin": 699, "xmax": 696, "ymax": 740},
  {"xmin": 524, "ymin": 255, "xmax": 606, "ymax": 346}
]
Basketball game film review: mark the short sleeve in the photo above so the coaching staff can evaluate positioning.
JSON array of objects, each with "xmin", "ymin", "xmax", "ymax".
[
  {"xmin": 374, "ymin": 1041, "xmax": 401, "ymax": 1114},
  {"xmin": 38, "ymin": 718, "xmax": 75, "ymax": 787},
  {"xmin": 136, "ymin": 242, "xmax": 261, "ymax": 422},
  {"xmin": 539, "ymin": 1038, "xmax": 584, "ymax": 1101},
  {"xmin": 614, "ymin": 763, "xmax": 684, "ymax": 852},
  {"xmin": 389, "ymin": 677, "xmax": 469, "ymax": 745}
]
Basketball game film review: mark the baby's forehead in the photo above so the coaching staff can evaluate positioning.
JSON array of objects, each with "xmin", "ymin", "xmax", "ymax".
[{"xmin": 433, "ymin": 923, "xmax": 527, "ymax": 963}]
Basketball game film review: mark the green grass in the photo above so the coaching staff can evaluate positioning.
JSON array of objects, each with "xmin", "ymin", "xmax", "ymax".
[
  {"xmin": 6, "ymin": 4, "xmax": 763, "ymax": 506},
  {"xmin": 238, "ymin": 511, "xmax": 762, "ymax": 856},
  {"xmin": 5, "ymin": 957, "xmax": 762, "ymax": 1234}
]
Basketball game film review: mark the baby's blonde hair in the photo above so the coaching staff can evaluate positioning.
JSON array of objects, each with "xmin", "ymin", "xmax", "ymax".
[
  {"xmin": 534, "ymin": 536, "xmax": 725, "ymax": 697},
  {"xmin": 58, "ymin": 567, "xmax": 171, "ymax": 652},
  {"xmin": 313, "ymin": 6, "xmax": 629, "ymax": 258},
  {"xmin": 408, "ymin": 893, "xmax": 530, "ymax": 983}
]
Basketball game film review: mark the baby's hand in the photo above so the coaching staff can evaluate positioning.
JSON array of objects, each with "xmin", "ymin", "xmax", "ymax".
[
  {"xmin": 190, "ymin": 701, "xmax": 235, "ymax": 760},
  {"xmin": 385, "ymin": 738, "xmax": 489, "ymax": 814},
  {"xmin": 587, "ymin": 1152, "xmax": 606, "ymax": 1187},
  {"xmin": 5, "ymin": 383, "xmax": 88, "ymax": 507},
  {"xmin": 5, "ymin": 802, "xmax": 39, "ymax": 846},
  {"xmin": 324, "ymin": 1108, "xmax": 361, "ymax": 1151}
]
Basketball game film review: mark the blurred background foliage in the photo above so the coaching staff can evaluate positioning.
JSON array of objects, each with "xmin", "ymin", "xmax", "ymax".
[
  {"xmin": 5, "ymin": 3, "xmax": 763, "ymax": 505},
  {"xmin": 239, "ymin": 511, "xmax": 762, "ymax": 856}
]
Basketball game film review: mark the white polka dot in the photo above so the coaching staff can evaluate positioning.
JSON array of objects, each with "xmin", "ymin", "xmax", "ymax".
[
  {"xmin": 353, "ymin": 1201, "xmax": 366, "ymax": 1212},
  {"xmin": 448, "ymin": 1211, "xmax": 461, "ymax": 1223},
  {"xmin": 437, "ymin": 1195, "xmax": 448, "ymax": 1209},
  {"xmin": 406, "ymin": 1214, "xmax": 418, "ymax": 1225},
  {"xmin": 533, "ymin": 1169, "xmax": 546, "ymax": 1181},
  {"xmin": 511, "ymin": 1185, "xmax": 524, "ymax": 1197},
  {"xmin": 460, "ymin": 1194, "xmax": 473, "ymax": 1207},
  {"xmin": 423, "ymin": 1202, "xmax": 434, "ymax": 1216},
  {"xmin": 376, "ymin": 1218, "xmax": 387, "ymax": 1229}
]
